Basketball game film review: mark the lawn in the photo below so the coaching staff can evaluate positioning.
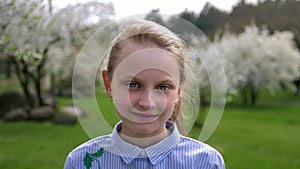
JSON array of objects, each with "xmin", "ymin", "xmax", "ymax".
[
  {"xmin": 0, "ymin": 121, "xmax": 89, "ymax": 169},
  {"xmin": 207, "ymin": 104, "xmax": 300, "ymax": 169},
  {"xmin": 0, "ymin": 75, "xmax": 300, "ymax": 168},
  {"xmin": 206, "ymin": 90, "xmax": 300, "ymax": 169}
]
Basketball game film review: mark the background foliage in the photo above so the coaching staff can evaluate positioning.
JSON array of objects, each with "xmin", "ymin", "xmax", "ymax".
[{"xmin": 0, "ymin": 0, "xmax": 300, "ymax": 168}]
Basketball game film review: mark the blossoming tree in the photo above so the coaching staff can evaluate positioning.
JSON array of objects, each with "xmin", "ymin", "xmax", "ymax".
[
  {"xmin": 0, "ymin": 0, "xmax": 114, "ymax": 107},
  {"xmin": 196, "ymin": 24, "xmax": 300, "ymax": 106}
]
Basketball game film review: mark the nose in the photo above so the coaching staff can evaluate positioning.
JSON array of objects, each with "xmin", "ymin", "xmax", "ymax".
[{"xmin": 137, "ymin": 89, "xmax": 153, "ymax": 111}]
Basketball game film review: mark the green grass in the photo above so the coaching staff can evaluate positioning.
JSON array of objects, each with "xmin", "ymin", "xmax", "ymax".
[
  {"xmin": 204, "ymin": 90, "xmax": 300, "ymax": 169},
  {"xmin": 0, "ymin": 121, "xmax": 89, "ymax": 169},
  {"xmin": 0, "ymin": 76, "xmax": 300, "ymax": 168}
]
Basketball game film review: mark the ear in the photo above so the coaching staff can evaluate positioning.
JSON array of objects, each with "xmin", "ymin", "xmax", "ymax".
[
  {"xmin": 102, "ymin": 70, "xmax": 113, "ymax": 98},
  {"xmin": 175, "ymin": 83, "xmax": 184, "ymax": 103}
]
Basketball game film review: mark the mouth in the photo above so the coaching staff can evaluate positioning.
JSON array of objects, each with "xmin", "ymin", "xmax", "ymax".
[{"xmin": 131, "ymin": 112, "xmax": 159, "ymax": 122}]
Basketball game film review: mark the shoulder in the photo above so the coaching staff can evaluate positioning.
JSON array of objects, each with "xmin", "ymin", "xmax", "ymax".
[
  {"xmin": 64, "ymin": 135, "xmax": 113, "ymax": 169},
  {"xmin": 177, "ymin": 136, "xmax": 225, "ymax": 168},
  {"xmin": 66, "ymin": 134, "xmax": 112, "ymax": 159},
  {"xmin": 179, "ymin": 136, "xmax": 219, "ymax": 153}
]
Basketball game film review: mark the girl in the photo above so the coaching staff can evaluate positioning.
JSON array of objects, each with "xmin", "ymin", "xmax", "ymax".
[{"xmin": 64, "ymin": 19, "xmax": 225, "ymax": 169}]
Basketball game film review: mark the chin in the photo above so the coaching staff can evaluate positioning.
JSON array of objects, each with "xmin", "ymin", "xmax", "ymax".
[
  {"xmin": 118, "ymin": 111, "xmax": 170, "ymax": 137},
  {"xmin": 128, "ymin": 120, "xmax": 164, "ymax": 137}
]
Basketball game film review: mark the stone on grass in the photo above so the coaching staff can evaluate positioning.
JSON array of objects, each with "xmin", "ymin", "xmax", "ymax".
[
  {"xmin": 30, "ymin": 106, "xmax": 55, "ymax": 121},
  {"xmin": 60, "ymin": 106, "xmax": 88, "ymax": 118},
  {"xmin": 0, "ymin": 91, "xmax": 26, "ymax": 117},
  {"xmin": 51, "ymin": 115, "xmax": 77, "ymax": 125},
  {"xmin": 3, "ymin": 108, "xmax": 28, "ymax": 122}
]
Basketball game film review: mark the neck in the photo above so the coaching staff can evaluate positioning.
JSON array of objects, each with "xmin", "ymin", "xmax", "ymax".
[{"xmin": 118, "ymin": 128, "xmax": 171, "ymax": 148}]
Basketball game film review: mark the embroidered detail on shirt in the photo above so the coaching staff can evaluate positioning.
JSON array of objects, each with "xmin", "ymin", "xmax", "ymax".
[{"xmin": 83, "ymin": 147, "xmax": 104, "ymax": 169}]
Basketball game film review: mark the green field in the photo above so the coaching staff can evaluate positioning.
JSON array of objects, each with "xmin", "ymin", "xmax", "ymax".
[
  {"xmin": 207, "ymin": 91, "xmax": 300, "ymax": 169},
  {"xmin": 207, "ymin": 104, "xmax": 300, "ymax": 168},
  {"xmin": 0, "ymin": 76, "xmax": 300, "ymax": 168}
]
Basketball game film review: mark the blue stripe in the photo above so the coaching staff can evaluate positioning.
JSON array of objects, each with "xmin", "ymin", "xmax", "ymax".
[{"xmin": 64, "ymin": 121, "xmax": 225, "ymax": 169}]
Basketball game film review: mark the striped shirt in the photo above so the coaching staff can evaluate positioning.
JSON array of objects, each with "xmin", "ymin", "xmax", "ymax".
[{"xmin": 64, "ymin": 121, "xmax": 225, "ymax": 169}]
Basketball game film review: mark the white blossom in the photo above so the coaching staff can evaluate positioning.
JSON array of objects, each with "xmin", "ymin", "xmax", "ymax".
[{"xmin": 191, "ymin": 24, "xmax": 300, "ymax": 104}]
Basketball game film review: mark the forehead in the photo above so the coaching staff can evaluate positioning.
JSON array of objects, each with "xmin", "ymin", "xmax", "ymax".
[
  {"xmin": 113, "ymin": 41, "xmax": 180, "ymax": 82},
  {"xmin": 117, "ymin": 41, "xmax": 156, "ymax": 63}
]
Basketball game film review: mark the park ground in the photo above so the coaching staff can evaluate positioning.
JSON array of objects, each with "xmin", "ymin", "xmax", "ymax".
[{"xmin": 0, "ymin": 76, "xmax": 300, "ymax": 169}]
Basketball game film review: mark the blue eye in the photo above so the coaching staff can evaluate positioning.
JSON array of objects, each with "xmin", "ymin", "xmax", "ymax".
[
  {"xmin": 127, "ymin": 82, "xmax": 139, "ymax": 88},
  {"xmin": 158, "ymin": 85, "xmax": 170, "ymax": 91}
]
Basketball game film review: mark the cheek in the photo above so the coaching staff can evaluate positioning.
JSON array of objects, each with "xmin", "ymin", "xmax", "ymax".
[
  {"xmin": 128, "ymin": 92, "xmax": 139, "ymax": 105},
  {"xmin": 113, "ymin": 86, "xmax": 132, "ymax": 112},
  {"xmin": 163, "ymin": 93, "xmax": 178, "ymax": 113}
]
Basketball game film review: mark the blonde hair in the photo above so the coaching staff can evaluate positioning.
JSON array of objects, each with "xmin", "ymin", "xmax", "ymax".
[{"xmin": 104, "ymin": 20, "xmax": 188, "ymax": 135}]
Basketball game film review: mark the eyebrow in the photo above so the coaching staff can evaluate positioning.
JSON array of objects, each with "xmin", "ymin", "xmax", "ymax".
[
  {"xmin": 156, "ymin": 79, "xmax": 177, "ymax": 85},
  {"xmin": 121, "ymin": 75, "xmax": 178, "ymax": 85}
]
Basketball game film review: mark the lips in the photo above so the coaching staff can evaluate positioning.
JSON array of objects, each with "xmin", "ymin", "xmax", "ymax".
[{"xmin": 131, "ymin": 112, "xmax": 159, "ymax": 122}]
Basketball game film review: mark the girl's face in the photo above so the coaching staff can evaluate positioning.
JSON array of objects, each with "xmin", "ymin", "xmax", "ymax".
[{"xmin": 103, "ymin": 41, "xmax": 182, "ymax": 138}]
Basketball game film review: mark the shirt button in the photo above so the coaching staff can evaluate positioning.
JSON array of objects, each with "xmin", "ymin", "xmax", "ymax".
[{"xmin": 140, "ymin": 150, "xmax": 146, "ymax": 157}]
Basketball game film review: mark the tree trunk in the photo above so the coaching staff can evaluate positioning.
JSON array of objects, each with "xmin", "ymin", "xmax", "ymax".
[
  {"xmin": 294, "ymin": 79, "xmax": 300, "ymax": 95},
  {"xmin": 50, "ymin": 72, "xmax": 55, "ymax": 95},
  {"xmin": 241, "ymin": 88, "xmax": 248, "ymax": 105},
  {"xmin": 22, "ymin": 81, "xmax": 34, "ymax": 108},
  {"xmin": 250, "ymin": 86, "xmax": 258, "ymax": 106},
  {"xmin": 5, "ymin": 59, "xmax": 11, "ymax": 79},
  {"xmin": 48, "ymin": 0, "xmax": 52, "ymax": 14},
  {"xmin": 10, "ymin": 56, "xmax": 35, "ymax": 108},
  {"xmin": 34, "ymin": 75, "xmax": 44, "ymax": 107},
  {"xmin": 34, "ymin": 48, "xmax": 48, "ymax": 107}
]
